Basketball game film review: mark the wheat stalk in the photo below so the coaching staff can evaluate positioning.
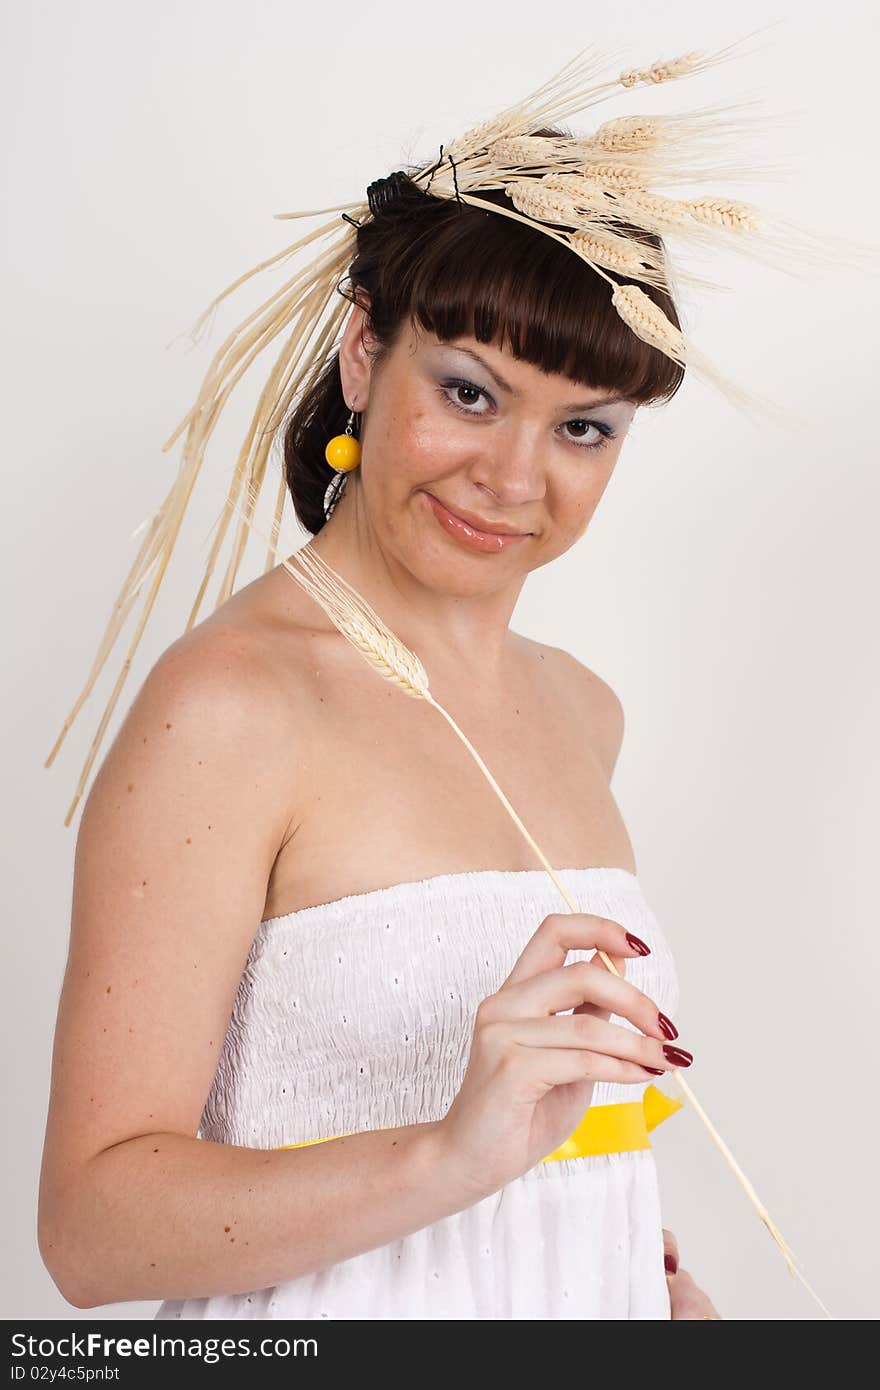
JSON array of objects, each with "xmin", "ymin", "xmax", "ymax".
[
  {"xmin": 687, "ymin": 196, "xmax": 762, "ymax": 231},
  {"xmin": 619, "ymin": 51, "xmax": 705, "ymax": 88},
  {"xmin": 621, "ymin": 189, "xmax": 762, "ymax": 233},
  {"xmin": 590, "ymin": 116, "xmax": 665, "ymax": 153},
  {"xmin": 608, "ymin": 282, "xmax": 792, "ymax": 425},
  {"xmin": 568, "ymin": 228, "xmax": 666, "ymax": 279},
  {"xmin": 545, "ymin": 163, "xmax": 649, "ymax": 191},
  {"xmin": 489, "ymin": 107, "xmax": 787, "ymax": 187},
  {"xmin": 228, "ymin": 483, "xmax": 833, "ymax": 1319},
  {"xmin": 507, "ymin": 179, "xmax": 591, "ymax": 225}
]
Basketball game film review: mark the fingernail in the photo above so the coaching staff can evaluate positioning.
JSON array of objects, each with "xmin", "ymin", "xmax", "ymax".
[
  {"xmin": 662, "ymin": 1045, "xmax": 693, "ymax": 1067},
  {"xmin": 664, "ymin": 1253, "xmax": 678, "ymax": 1275},
  {"xmin": 625, "ymin": 932, "xmax": 651, "ymax": 956},
  {"xmin": 657, "ymin": 1011, "xmax": 679, "ymax": 1041},
  {"xmin": 643, "ymin": 1066, "xmax": 665, "ymax": 1076}
]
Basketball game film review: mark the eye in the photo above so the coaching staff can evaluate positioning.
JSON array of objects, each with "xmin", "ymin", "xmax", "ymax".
[
  {"xmin": 562, "ymin": 418, "xmax": 617, "ymax": 450},
  {"xmin": 438, "ymin": 379, "xmax": 491, "ymax": 414},
  {"xmin": 437, "ymin": 378, "xmax": 618, "ymax": 452}
]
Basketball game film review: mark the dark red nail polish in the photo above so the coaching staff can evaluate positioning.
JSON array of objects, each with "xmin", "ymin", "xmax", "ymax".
[
  {"xmin": 664, "ymin": 1253, "xmax": 678, "ymax": 1275},
  {"xmin": 657, "ymin": 1011, "xmax": 679, "ymax": 1041},
  {"xmin": 643, "ymin": 1066, "xmax": 665, "ymax": 1076},
  {"xmin": 662, "ymin": 1045, "xmax": 693, "ymax": 1067},
  {"xmin": 626, "ymin": 932, "xmax": 651, "ymax": 956}
]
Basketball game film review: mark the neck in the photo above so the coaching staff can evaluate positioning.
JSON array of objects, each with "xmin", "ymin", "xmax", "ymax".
[{"xmin": 298, "ymin": 478, "xmax": 528, "ymax": 687}]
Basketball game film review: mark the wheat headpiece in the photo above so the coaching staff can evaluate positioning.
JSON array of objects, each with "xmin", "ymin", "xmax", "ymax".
[{"xmin": 45, "ymin": 29, "xmax": 871, "ymax": 814}]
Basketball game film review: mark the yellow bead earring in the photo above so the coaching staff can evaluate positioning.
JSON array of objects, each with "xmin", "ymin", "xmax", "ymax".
[{"xmin": 324, "ymin": 407, "xmax": 361, "ymax": 473}]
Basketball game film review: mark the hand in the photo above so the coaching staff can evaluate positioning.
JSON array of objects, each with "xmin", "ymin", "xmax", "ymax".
[
  {"xmin": 663, "ymin": 1228, "xmax": 722, "ymax": 1319},
  {"xmin": 435, "ymin": 910, "xmax": 691, "ymax": 1203}
]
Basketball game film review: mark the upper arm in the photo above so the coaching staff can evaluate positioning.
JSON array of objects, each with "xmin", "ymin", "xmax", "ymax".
[{"xmin": 38, "ymin": 628, "xmax": 298, "ymax": 1231}]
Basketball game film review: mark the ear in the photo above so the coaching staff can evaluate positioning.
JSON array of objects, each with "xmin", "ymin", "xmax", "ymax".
[{"xmin": 338, "ymin": 293, "xmax": 377, "ymax": 411}]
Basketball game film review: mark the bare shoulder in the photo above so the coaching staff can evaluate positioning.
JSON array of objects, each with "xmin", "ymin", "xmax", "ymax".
[
  {"xmin": 515, "ymin": 634, "xmax": 626, "ymax": 782},
  {"xmin": 72, "ymin": 611, "xmax": 306, "ymax": 964},
  {"xmin": 140, "ymin": 616, "xmax": 301, "ymax": 802}
]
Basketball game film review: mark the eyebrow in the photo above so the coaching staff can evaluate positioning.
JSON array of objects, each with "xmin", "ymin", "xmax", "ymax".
[{"xmin": 440, "ymin": 345, "xmax": 627, "ymax": 412}]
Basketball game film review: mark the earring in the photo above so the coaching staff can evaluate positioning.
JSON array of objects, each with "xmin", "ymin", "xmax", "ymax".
[{"xmin": 324, "ymin": 407, "xmax": 361, "ymax": 472}]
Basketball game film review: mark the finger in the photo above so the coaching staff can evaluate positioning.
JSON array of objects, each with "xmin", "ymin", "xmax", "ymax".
[
  {"xmin": 499, "ymin": 1013, "xmax": 675, "ymax": 1072},
  {"xmin": 502, "ymin": 912, "xmax": 651, "ymax": 987},
  {"xmin": 587, "ymin": 950, "xmax": 628, "ymax": 978},
  {"xmin": 573, "ymin": 951, "xmax": 627, "ymax": 1018},
  {"xmin": 662, "ymin": 1228, "xmax": 680, "ymax": 1271},
  {"xmin": 518, "ymin": 1043, "xmax": 665, "ymax": 1090},
  {"xmin": 669, "ymin": 1268, "xmax": 721, "ymax": 1319},
  {"xmin": 491, "ymin": 959, "xmax": 671, "ymax": 1041}
]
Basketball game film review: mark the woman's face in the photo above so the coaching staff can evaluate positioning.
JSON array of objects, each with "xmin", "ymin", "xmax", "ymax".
[{"xmin": 336, "ymin": 304, "xmax": 638, "ymax": 597}]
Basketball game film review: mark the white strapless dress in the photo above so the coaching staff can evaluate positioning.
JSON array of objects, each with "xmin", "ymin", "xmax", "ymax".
[{"xmin": 155, "ymin": 865, "xmax": 681, "ymax": 1320}]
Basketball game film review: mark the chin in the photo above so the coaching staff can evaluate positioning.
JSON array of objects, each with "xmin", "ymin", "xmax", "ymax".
[{"xmin": 410, "ymin": 537, "xmax": 528, "ymax": 600}]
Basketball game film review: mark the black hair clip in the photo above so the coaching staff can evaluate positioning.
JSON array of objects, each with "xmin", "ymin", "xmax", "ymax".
[
  {"xmin": 364, "ymin": 157, "xmax": 462, "ymax": 221},
  {"xmin": 366, "ymin": 170, "xmax": 413, "ymax": 216}
]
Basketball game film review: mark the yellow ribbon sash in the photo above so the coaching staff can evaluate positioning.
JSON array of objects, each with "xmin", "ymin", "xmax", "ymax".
[{"xmin": 274, "ymin": 1083, "xmax": 684, "ymax": 1162}]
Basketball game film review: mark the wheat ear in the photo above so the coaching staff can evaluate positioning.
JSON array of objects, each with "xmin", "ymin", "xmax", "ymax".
[{"xmin": 230, "ymin": 486, "xmax": 833, "ymax": 1319}]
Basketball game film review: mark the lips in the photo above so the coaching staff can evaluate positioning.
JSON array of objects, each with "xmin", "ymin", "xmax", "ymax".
[
  {"xmin": 422, "ymin": 492, "xmax": 531, "ymax": 554},
  {"xmin": 425, "ymin": 494, "xmax": 528, "ymax": 536}
]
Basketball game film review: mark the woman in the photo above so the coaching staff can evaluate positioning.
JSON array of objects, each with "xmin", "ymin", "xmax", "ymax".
[{"xmin": 37, "ymin": 156, "xmax": 721, "ymax": 1319}]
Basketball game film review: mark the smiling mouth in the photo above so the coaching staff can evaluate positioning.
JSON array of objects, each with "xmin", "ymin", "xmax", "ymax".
[
  {"xmin": 422, "ymin": 492, "xmax": 531, "ymax": 538},
  {"xmin": 422, "ymin": 491, "xmax": 532, "ymax": 553}
]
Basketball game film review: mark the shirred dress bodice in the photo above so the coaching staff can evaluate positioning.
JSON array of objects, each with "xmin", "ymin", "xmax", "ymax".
[{"xmin": 155, "ymin": 865, "xmax": 680, "ymax": 1320}]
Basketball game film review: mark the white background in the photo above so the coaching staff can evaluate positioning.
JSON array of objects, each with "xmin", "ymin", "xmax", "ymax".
[{"xmin": 3, "ymin": 1, "xmax": 877, "ymax": 1320}]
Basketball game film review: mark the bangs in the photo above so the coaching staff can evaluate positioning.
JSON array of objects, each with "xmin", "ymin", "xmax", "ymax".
[{"xmin": 390, "ymin": 188, "xmax": 684, "ymax": 406}]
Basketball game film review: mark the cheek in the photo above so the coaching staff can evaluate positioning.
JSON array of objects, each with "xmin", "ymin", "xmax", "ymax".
[
  {"xmin": 540, "ymin": 460, "xmax": 616, "ymax": 550},
  {"xmin": 554, "ymin": 470, "xmax": 605, "ymax": 527},
  {"xmin": 375, "ymin": 401, "xmax": 466, "ymax": 487}
]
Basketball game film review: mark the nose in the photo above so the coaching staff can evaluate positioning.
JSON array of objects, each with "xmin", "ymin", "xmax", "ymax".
[{"xmin": 471, "ymin": 429, "xmax": 548, "ymax": 509}]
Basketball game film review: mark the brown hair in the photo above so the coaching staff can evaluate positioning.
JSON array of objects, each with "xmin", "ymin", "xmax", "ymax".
[{"xmin": 283, "ymin": 129, "xmax": 684, "ymax": 535}]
